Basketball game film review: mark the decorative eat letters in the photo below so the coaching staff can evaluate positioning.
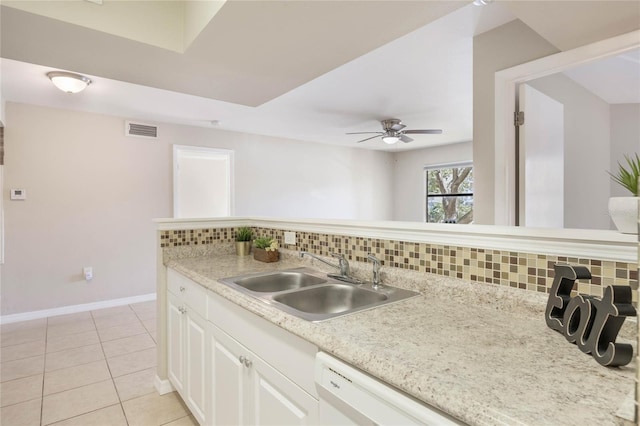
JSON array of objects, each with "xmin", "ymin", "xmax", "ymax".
[{"xmin": 545, "ymin": 263, "xmax": 636, "ymax": 367}]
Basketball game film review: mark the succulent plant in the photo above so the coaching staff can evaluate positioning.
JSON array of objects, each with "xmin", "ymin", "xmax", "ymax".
[
  {"xmin": 254, "ymin": 236, "xmax": 279, "ymax": 252},
  {"xmin": 609, "ymin": 154, "xmax": 640, "ymax": 196},
  {"xmin": 236, "ymin": 226, "xmax": 253, "ymax": 242}
]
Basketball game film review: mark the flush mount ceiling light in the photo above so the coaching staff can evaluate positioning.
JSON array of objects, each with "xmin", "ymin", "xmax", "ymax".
[
  {"xmin": 473, "ymin": 0, "xmax": 492, "ymax": 5},
  {"xmin": 381, "ymin": 135, "xmax": 400, "ymax": 144},
  {"xmin": 47, "ymin": 71, "xmax": 92, "ymax": 94}
]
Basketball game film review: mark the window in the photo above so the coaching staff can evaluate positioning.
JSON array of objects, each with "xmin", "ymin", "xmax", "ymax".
[{"xmin": 425, "ymin": 164, "xmax": 473, "ymax": 224}]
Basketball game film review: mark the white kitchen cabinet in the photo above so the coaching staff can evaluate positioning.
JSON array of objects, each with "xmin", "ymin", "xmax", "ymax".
[
  {"xmin": 208, "ymin": 283, "xmax": 319, "ymax": 426},
  {"xmin": 210, "ymin": 326, "xmax": 247, "ymax": 425},
  {"xmin": 167, "ymin": 267, "xmax": 319, "ymax": 426},
  {"xmin": 210, "ymin": 322, "xmax": 318, "ymax": 425},
  {"xmin": 167, "ymin": 291, "xmax": 185, "ymax": 395},
  {"xmin": 167, "ymin": 268, "xmax": 210, "ymax": 426}
]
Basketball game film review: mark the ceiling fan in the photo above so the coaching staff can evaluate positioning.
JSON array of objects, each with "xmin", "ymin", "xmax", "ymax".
[{"xmin": 347, "ymin": 119, "xmax": 442, "ymax": 144}]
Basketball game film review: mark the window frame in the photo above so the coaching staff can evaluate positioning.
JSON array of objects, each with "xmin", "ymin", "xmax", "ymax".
[{"xmin": 424, "ymin": 162, "xmax": 474, "ymax": 224}]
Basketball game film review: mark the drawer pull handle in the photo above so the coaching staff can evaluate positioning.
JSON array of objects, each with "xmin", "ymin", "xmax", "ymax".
[
  {"xmin": 179, "ymin": 286, "xmax": 186, "ymax": 292},
  {"xmin": 179, "ymin": 306, "xmax": 186, "ymax": 314}
]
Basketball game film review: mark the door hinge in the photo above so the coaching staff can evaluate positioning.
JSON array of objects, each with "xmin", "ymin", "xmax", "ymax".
[{"xmin": 514, "ymin": 111, "xmax": 525, "ymax": 126}]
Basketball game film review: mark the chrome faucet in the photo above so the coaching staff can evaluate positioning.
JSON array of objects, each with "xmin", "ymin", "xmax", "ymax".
[
  {"xmin": 367, "ymin": 254, "xmax": 382, "ymax": 290},
  {"xmin": 331, "ymin": 253, "xmax": 350, "ymax": 277},
  {"xmin": 299, "ymin": 251, "xmax": 361, "ymax": 284}
]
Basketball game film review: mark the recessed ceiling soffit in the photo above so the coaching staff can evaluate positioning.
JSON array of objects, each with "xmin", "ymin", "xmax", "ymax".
[{"xmin": 2, "ymin": 0, "xmax": 225, "ymax": 52}]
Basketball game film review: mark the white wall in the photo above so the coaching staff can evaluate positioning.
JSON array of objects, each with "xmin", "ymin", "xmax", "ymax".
[
  {"xmin": 610, "ymin": 104, "xmax": 640, "ymax": 197},
  {"xmin": 2, "ymin": 102, "xmax": 394, "ymax": 315},
  {"xmin": 229, "ymin": 133, "xmax": 394, "ymax": 220},
  {"xmin": 473, "ymin": 20, "xmax": 559, "ymax": 224},
  {"xmin": 392, "ymin": 142, "xmax": 473, "ymax": 222},
  {"xmin": 3, "ymin": 103, "xmax": 168, "ymax": 315},
  {"xmin": 527, "ymin": 73, "xmax": 611, "ymax": 230}
]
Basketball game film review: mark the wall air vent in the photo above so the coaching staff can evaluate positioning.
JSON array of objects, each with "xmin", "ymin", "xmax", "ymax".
[{"xmin": 125, "ymin": 121, "xmax": 158, "ymax": 139}]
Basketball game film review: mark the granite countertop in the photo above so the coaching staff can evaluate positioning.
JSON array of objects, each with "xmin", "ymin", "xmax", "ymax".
[{"xmin": 165, "ymin": 251, "xmax": 636, "ymax": 426}]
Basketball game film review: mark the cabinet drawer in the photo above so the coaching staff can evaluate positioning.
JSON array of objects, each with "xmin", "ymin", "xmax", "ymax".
[{"xmin": 167, "ymin": 268, "xmax": 208, "ymax": 317}]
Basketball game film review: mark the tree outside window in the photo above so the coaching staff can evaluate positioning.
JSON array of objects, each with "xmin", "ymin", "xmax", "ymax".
[{"xmin": 426, "ymin": 165, "xmax": 473, "ymax": 224}]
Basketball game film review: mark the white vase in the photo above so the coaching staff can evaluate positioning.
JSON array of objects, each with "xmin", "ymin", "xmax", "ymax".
[{"xmin": 608, "ymin": 197, "xmax": 639, "ymax": 234}]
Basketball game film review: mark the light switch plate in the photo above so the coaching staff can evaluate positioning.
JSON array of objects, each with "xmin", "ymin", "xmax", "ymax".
[
  {"xmin": 10, "ymin": 189, "xmax": 26, "ymax": 200},
  {"xmin": 284, "ymin": 231, "xmax": 296, "ymax": 245}
]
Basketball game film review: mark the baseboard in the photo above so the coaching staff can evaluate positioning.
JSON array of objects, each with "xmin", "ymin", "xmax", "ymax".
[
  {"xmin": 154, "ymin": 375, "xmax": 175, "ymax": 395},
  {"xmin": 0, "ymin": 293, "xmax": 156, "ymax": 324}
]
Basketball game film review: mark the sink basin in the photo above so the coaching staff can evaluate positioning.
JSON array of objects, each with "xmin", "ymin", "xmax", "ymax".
[
  {"xmin": 219, "ymin": 267, "xmax": 420, "ymax": 322},
  {"xmin": 221, "ymin": 269, "xmax": 326, "ymax": 293},
  {"xmin": 272, "ymin": 284, "xmax": 387, "ymax": 314}
]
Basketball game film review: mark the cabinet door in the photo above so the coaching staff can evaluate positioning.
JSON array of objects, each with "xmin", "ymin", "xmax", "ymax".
[
  {"xmin": 167, "ymin": 292, "xmax": 185, "ymax": 395},
  {"xmin": 210, "ymin": 324, "xmax": 249, "ymax": 426},
  {"xmin": 250, "ymin": 354, "xmax": 318, "ymax": 425},
  {"xmin": 185, "ymin": 307, "xmax": 209, "ymax": 425}
]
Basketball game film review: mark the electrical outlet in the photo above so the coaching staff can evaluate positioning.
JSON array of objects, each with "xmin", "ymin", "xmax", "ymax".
[
  {"xmin": 284, "ymin": 231, "xmax": 296, "ymax": 245},
  {"xmin": 83, "ymin": 266, "xmax": 93, "ymax": 281}
]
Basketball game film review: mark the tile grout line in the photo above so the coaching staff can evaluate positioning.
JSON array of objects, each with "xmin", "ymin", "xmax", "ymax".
[
  {"xmin": 44, "ymin": 403, "xmax": 123, "ymax": 426},
  {"xmin": 2, "ymin": 304, "xmax": 159, "ymax": 426},
  {"xmin": 39, "ymin": 310, "xmax": 115, "ymax": 426},
  {"xmin": 93, "ymin": 306, "xmax": 131, "ymax": 426},
  {"xmin": 91, "ymin": 311, "xmax": 129, "ymax": 426},
  {"xmin": 41, "ymin": 316, "xmax": 49, "ymax": 426}
]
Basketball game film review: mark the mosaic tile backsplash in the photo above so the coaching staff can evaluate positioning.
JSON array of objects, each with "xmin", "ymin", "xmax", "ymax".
[{"xmin": 160, "ymin": 226, "xmax": 638, "ymax": 301}]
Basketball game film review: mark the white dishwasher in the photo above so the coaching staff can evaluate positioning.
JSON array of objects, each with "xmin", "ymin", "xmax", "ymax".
[{"xmin": 315, "ymin": 352, "xmax": 461, "ymax": 425}]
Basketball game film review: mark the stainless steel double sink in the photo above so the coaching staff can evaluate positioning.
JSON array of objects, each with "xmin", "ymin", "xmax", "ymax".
[{"xmin": 219, "ymin": 267, "xmax": 420, "ymax": 322}]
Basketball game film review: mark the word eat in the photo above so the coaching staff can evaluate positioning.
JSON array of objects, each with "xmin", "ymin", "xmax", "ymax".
[{"xmin": 545, "ymin": 263, "xmax": 636, "ymax": 367}]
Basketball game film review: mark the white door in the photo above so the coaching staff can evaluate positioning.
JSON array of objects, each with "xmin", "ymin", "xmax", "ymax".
[
  {"xmin": 518, "ymin": 84, "xmax": 565, "ymax": 228},
  {"xmin": 173, "ymin": 145, "xmax": 233, "ymax": 218}
]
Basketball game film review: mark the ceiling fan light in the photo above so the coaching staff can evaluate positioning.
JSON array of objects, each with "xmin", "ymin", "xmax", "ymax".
[
  {"xmin": 47, "ymin": 71, "xmax": 92, "ymax": 94},
  {"xmin": 382, "ymin": 135, "xmax": 400, "ymax": 144}
]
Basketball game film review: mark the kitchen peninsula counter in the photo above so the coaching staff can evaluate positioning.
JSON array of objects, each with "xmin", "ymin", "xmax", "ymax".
[{"xmin": 165, "ymin": 251, "xmax": 635, "ymax": 426}]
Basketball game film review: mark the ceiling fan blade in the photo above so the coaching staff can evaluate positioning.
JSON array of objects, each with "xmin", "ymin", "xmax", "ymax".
[
  {"xmin": 400, "ymin": 134, "xmax": 413, "ymax": 143},
  {"xmin": 390, "ymin": 123, "xmax": 406, "ymax": 131},
  {"xmin": 403, "ymin": 129, "xmax": 443, "ymax": 135},
  {"xmin": 346, "ymin": 131, "xmax": 384, "ymax": 135},
  {"xmin": 356, "ymin": 134, "xmax": 383, "ymax": 143}
]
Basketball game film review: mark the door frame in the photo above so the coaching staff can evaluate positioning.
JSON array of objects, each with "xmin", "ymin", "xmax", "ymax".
[
  {"xmin": 493, "ymin": 29, "xmax": 640, "ymax": 226},
  {"xmin": 173, "ymin": 145, "xmax": 235, "ymax": 218}
]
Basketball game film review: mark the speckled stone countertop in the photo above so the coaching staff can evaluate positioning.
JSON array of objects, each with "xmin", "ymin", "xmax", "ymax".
[{"xmin": 165, "ymin": 250, "xmax": 636, "ymax": 426}]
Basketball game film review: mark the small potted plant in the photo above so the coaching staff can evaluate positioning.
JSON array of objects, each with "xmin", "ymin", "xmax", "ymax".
[
  {"xmin": 608, "ymin": 153, "xmax": 640, "ymax": 234},
  {"xmin": 253, "ymin": 236, "xmax": 279, "ymax": 263},
  {"xmin": 235, "ymin": 226, "xmax": 253, "ymax": 256}
]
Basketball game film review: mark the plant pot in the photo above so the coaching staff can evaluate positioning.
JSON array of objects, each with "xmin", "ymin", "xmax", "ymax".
[
  {"xmin": 253, "ymin": 248, "xmax": 279, "ymax": 263},
  {"xmin": 608, "ymin": 197, "xmax": 639, "ymax": 234},
  {"xmin": 236, "ymin": 241, "xmax": 252, "ymax": 256}
]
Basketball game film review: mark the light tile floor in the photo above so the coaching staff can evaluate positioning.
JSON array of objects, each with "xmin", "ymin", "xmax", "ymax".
[{"xmin": 0, "ymin": 301, "xmax": 196, "ymax": 426}]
